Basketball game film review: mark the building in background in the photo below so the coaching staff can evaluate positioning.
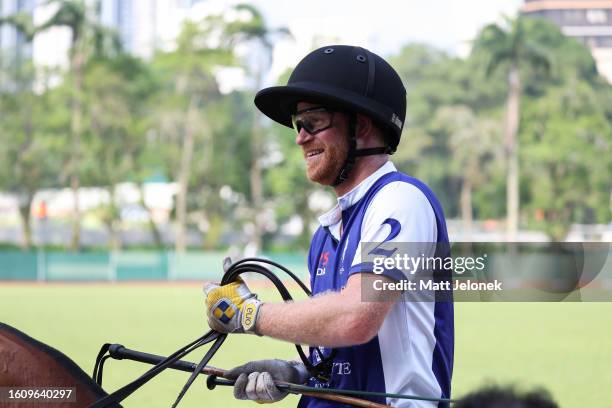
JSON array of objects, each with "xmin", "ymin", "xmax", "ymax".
[
  {"xmin": 1, "ymin": 0, "xmax": 230, "ymax": 67},
  {"xmin": 0, "ymin": 0, "xmax": 35, "ymax": 65},
  {"xmin": 521, "ymin": 0, "xmax": 612, "ymax": 82},
  {"xmin": 99, "ymin": 0, "xmax": 173, "ymax": 60}
]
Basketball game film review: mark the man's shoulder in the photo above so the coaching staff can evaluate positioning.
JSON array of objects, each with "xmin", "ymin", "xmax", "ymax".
[
  {"xmin": 353, "ymin": 172, "xmax": 440, "ymax": 252},
  {"xmin": 372, "ymin": 170, "xmax": 435, "ymax": 196},
  {"xmin": 363, "ymin": 171, "xmax": 447, "ymax": 242},
  {"xmin": 308, "ymin": 225, "xmax": 327, "ymax": 247},
  {"xmin": 367, "ymin": 171, "xmax": 436, "ymax": 210},
  {"xmin": 362, "ymin": 183, "xmax": 435, "ymax": 231}
]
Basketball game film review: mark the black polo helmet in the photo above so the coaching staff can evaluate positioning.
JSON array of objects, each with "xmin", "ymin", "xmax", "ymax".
[{"xmin": 254, "ymin": 45, "xmax": 406, "ymax": 153}]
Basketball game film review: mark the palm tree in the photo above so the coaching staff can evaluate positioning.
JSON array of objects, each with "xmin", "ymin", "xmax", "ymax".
[
  {"xmin": 152, "ymin": 19, "xmax": 234, "ymax": 253},
  {"xmin": 473, "ymin": 15, "xmax": 551, "ymax": 241},
  {"xmin": 223, "ymin": 4, "xmax": 291, "ymax": 253},
  {"xmin": 0, "ymin": 13, "xmax": 40, "ymax": 249},
  {"xmin": 434, "ymin": 105, "xmax": 503, "ymax": 240},
  {"xmin": 0, "ymin": 12, "xmax": 37, "ymax": 45},
  {"xmin": 35, "ymin": 0, "xmax": 119, "ymax": 250},
  {"xmin": 2, "ymin": 2, "xmax": 118, "ymax": 250}
]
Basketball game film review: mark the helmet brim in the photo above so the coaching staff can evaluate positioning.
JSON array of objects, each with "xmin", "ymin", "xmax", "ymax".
[{"xmin": 254, "ymin": 81, "xmax": 394, "ymax": 132}]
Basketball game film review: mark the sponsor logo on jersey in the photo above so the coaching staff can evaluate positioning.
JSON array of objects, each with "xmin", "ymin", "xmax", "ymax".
[
  {"xmin": 317, "ymin": 251, "xmax": 330, "ymax": 275},
  {"xmin": 332, "ymin": 361, "xmax": 352, "ymax": 375},
  {"xmin": 320, "ymin": 252, "xmax": 329, "ymax": 266}
]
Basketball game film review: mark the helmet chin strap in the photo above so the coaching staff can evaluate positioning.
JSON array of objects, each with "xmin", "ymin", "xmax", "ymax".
[{"xmin": 331, "ymin": 114, "xmax": 390, "ymax": 187}]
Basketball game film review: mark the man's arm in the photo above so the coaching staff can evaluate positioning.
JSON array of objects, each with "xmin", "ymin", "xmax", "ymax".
[{"xmin": 255, "ymin": 273, "xmax": 400, "ymax": 348}]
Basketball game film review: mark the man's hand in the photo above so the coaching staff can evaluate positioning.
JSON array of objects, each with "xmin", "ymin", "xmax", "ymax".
[
  {"xmin": 203, "ymin": 278, "xmax": 262, "ymax": 334},
  {"xmin": 225, "ymin": 359, "xmax": 309, "ymax": 402}
]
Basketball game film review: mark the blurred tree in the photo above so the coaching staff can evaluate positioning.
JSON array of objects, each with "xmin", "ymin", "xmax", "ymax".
[
  {"xmin": 148, "ymin": 4, "xmax": 289, "ymax": 253},
  {"xmin": 81, "ymin": 55, "xmax": 156, "ymax": 249},
  {"xmin": 515, "ymin": 20, "xmax": 609, "ymax": 240},
  {"xmin": 189, "ymin": 91, "xmax": 253, "ymax": 250},
  {"xmin": 0, "ymin": 12, "xmax": 36, "ymax": 39},
  {"xmin": 221, "ymin": 4, "xmax": 291, "ymax": 252},
  {"xmin": 432, "ymin": 106, "xmax": 503, "ymax": 237},
  {"xmin": 389, "ymin": 44, "xmax": 507, "ymax": 218},
  {"xmin": 0, "ymin": 14, "xmax": 62, "ymax": 249},
  {"xmin": 151, "ymin": 18, "xmax": 234, "ymax": 252},
  {"xmin": 389, "ymin": 44, "xmax": 460, "ymax": 215},
  {"xmin": 521, "ymin": 79, "xmax": 612, "ymax": 240},
  {"xmin": 0, "ymin": 64, "xmax": 64, "ymax": 249},
  {"xmin": 473, "ymin": 16, "xmax": 553, "ymax": 240},
  {"xmin": 34, "ymin": 0, "xmax": 120, "ymax": 250},
  {"xmin": 0, "ymin": 12, "xmax": 36, "ymax": 76},
  {"xmin": 3, "ymin": 5, "xmax": 607, "ymax": 251}
]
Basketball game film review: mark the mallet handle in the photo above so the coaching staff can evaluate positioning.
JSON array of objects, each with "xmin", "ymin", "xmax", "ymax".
[
  {"xmin": 107, "ymin": 344, "xmax": 226, "ymax": 377},
  {"xmin": 108, "ymin": 345, "xmax": 390, "ymax": 408}
]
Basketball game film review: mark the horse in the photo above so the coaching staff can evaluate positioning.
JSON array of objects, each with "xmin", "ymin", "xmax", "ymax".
[{"xmin": 0, "ymin": 322, "xmax": 120, "ymax": 408}]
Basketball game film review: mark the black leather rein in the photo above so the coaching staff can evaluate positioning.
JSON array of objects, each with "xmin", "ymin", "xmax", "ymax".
[{"xmin": 88, "ymin": 257, "xmax": 335, "ymax": 408}]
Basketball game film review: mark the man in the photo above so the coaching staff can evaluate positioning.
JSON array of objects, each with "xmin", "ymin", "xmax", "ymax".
[{"xmin": 204, "ymin": 45, "xmax": 454, "ymax": 407}]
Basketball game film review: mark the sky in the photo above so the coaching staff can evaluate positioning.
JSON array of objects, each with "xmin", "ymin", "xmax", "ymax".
[{"xmin": 247, "ymin": 0, "xmax": 524, "ymax": 83}]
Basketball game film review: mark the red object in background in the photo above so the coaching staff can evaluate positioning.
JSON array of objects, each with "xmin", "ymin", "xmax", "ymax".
[
  {"xmin": 483, "ymin": 219, "xmax": 498, "ymax": 231},
  {"xmin": 33, "ymin": 200, "xmax": 48, "ymax": 220}
]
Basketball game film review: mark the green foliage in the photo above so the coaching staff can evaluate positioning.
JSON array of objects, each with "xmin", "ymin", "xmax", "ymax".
[
  {"xmin": 473, "ymin": 16, "xmax": 553, "ymax": 79},
  {"xmin": 0, "ymin": 60, "xmax": 68, "ymax": 248},
  {"xmin": 148, "ymin": 16, "xmax": 236, "ymax": 182},
  {"xmin": 0, "ymin": 7, "xmax": 609, "ymax": 249},
  {"xmin": 0, "ymin": 71, "xmax": 64, "ymax": 195},
  {"xmin": 38, "ymin": 0, "xmax": 121, "ymax": 56},
  {"xmin": 81, "ymin": 55, "xmax": 156, "ymax": 186},
  {"xmin": 390, "ymin": 44, "xmax": 507, "ymax": 218},
  {"xmin": 521, "ymin": 80, "xmax": 611, "ymax": 239},
  {"xmin": 388, "ymin": 17, "xmax": 610, "ymax": 238},
  {"xmin": 0, "ymin": 12, "xmax": 36, "ymax": 41}
]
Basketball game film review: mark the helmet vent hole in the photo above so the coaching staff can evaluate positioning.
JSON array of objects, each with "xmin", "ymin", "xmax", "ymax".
[
  {"xmin": 324, "ymin": 48, "xmax": 334, "ymax": 54},
  {"xmin": 356, "ymin": 54, "xmax": 366, "ymax": 62}
]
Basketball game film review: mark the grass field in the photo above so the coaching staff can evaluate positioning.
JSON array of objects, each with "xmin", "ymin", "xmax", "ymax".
[{"xmin": 1, "ymin": 283, "xmax": 611, "ymax": 407}]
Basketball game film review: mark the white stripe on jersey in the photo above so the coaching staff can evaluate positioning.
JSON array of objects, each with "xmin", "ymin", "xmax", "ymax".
[{"xmin": 353, "ymin": 180, "xmax": 441, "ymax": 407}]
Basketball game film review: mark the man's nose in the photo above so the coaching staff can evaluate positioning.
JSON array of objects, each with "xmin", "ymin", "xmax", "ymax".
[{"xmin": 295, "ymin": 128, "xmax": 313, "ymax": 146}]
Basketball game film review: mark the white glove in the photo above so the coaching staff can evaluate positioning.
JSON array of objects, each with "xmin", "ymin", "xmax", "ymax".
[{"xmin": 225, "ymin": 359, "xmax": 309, "ymax": 402}]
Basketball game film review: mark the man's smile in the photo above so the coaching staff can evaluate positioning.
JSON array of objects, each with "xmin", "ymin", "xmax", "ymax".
[{"xmin": 305, "ymin": 149, "xmax": 324, "ymax": 161}]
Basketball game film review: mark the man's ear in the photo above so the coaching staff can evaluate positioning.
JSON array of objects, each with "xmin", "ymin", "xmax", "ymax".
[{"xmin": 355, "ymin": 114, "xmax": 374, "ymax": 139}]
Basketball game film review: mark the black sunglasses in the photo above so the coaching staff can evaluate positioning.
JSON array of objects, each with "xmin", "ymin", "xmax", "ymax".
[{"xmin": 291, "ymin": 106, "xmax": 336, "ymax": 135}]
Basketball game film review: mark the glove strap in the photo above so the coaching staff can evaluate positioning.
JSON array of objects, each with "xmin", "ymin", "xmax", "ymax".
[{"xmin": 241, "ymin": 298, "xmax": 262, "ymax": 334}]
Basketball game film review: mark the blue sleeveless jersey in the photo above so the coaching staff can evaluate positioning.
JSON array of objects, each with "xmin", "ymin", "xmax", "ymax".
[{"xmin": 298, "ymin": 167, "xmax": 454, "ymax": 408}]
